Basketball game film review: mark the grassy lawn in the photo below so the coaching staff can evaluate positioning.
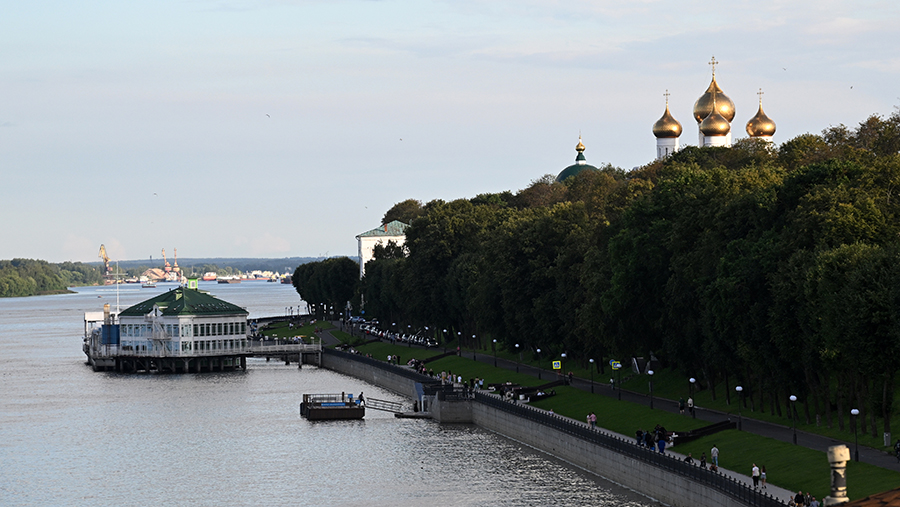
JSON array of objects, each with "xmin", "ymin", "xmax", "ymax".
[
  {"xmin": 345, "ymin": 339, "xmax": 900, "ymax": 500},
  {"xmin": 258, "ymin": 320, "xmax": 332, "ymax": 340},
  {"xmin": 618, "ymin": 367, "xmax": 897, "ymax": 452}
]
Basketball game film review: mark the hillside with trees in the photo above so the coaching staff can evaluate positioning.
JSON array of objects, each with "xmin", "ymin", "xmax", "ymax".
[
  {"xmin": 0, "ymin": 259, "xmax": 104, "ymax": 297},
  {"xmin": 293, "ymin": 110, "xmax": 900, "ymax": 442}
]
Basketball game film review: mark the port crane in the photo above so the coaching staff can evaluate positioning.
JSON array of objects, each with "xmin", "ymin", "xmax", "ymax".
[{"xmin": 98, "ymin": 244, "xmax": 111, "ymax": 275}]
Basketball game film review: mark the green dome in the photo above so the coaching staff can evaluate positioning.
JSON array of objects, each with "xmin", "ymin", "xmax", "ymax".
[
  {"xmin": 556, "ymin": 161, "xmax": 599, "ymax": 182},
  {"xmin": 556, "ymin": 137, "xmax": 599, "ymax": 182}
]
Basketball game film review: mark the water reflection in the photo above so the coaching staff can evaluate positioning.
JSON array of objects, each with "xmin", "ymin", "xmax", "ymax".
[{"xmin": 0, "ymin": 285, "xmax": 655, "ymax": 506}]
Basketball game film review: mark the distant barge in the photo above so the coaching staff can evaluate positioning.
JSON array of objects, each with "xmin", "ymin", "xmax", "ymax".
[{"xmin": 300, "ymin": 393, "xmax": 365, "ymax": 420}]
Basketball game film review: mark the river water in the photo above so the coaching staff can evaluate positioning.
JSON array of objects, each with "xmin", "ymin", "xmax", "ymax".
[{"xmin": 0, "ymin": 282, "xmax": 655, "ymax": 506}]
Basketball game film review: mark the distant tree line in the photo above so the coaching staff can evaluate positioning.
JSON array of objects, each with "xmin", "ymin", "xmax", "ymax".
[
  {"xmin": 293, "ymin": 111, "xmax": 900, "ymax": 442},
  {"xmin": 0, "ymin": 259, "xmax": 103, "ymax": 297}
]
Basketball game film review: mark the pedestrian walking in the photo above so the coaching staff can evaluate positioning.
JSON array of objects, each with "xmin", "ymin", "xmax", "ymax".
[
  {"xmin": 761, "ymin": 465, "xmax": 767, "ymax": 489},
  {"xmin": 711, "ymin": 444, "xmax": 719, "ymax": 468},
  {"xmin": 678, "ymin": 397, "xmax": 685, "ymax": 414},
  {"xmin": 687, "ymin": 397, "xmax": 694, "ymax": 416},
  {"xmin": 751, "ymin": 463, "xmax": 760, "ymax": 488}
]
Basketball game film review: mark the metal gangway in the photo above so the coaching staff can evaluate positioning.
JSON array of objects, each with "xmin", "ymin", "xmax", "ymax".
[{"xmin": 363, "ymin": 397, "xmax": 404, "ymax": 414}]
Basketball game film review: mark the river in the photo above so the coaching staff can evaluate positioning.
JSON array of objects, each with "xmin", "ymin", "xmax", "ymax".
[{"xmin": 0, "ymin": 282, "xmax": 656, "ymax": 506}]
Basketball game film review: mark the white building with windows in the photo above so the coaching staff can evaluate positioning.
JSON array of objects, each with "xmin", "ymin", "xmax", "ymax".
[
  {"xmin": 84, "ymin": 284, "xmax": 250, "ymax": 372},
  {"xmin": 355, "ymin": 220, "xmax": 409, "ymax": 278}
]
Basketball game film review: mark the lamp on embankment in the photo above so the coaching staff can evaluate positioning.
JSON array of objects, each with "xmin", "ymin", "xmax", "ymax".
[
  {"xmin": 735, "ymin": 386, "xmax": 743, "ymax": 431},
  {"xmin": 790, "ymin": 395, "xmax": 798, "ymax": 444},
  {"xmin": 536, "ymin": 349, "xmax": 541, "ymax": 379},
  {"xmin": 851, "ymin": 408, "xmax": 859, "ymax": 462},
  {"xmin": 492, "ymin": 339, "xmax": 497, "ymax": 367},
  {"xmin": 515, "ymin": 343, "xmax": 520, "ymax": 373},
  {"xmin": 689, "ymin": 377, "xmax": 696, "ymax": 418},
  {"xmin": 589, "ymin": 358, "xmax": 595, "ymax": 393},
  {"xmin": 648, "ymin": 370, "xmax": 654, "ymax": 409}
]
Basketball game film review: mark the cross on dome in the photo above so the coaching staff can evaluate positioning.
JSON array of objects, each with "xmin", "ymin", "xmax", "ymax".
[
  {"xmin": 709, "ymin": 56, "xmax": 718, "ymax": 77},
  {"xmin": 757, "ymin": 88, "xmax": 764, "ymax": 105},
  {"xmin": 664, "ymin": 89, "xmax": 671, "ymax": 105}
]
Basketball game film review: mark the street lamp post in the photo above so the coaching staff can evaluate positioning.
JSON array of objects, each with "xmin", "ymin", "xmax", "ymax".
[
  {"xmin": 560, "ymin": 353, "xmax": 567, "ymax": 384},
  {"xmin": 515, "ymin": 344, "xmax": 520, "ymax": 373},
  {"xmin": 589, "ymin": 358, "xmax": 595, "ymax": 393},
  {"xmin": 472, "ymin": 334, "xmax": 476, "ymax": 360},
  {"xmin": 492, "ymin": 339, "xmax": 497, "ymax": 367},
  {"xmin": 648, "ymin": 370, "xmax": 654, "ymax": 409},
  {"xmin": 790, "ymin": 395, "xmax": 798, "ymax": 444},
  {"xmin": 851, "ymin": 408, "xmax": 860, "ymax": 462},
  {"xmin": 536, "ymin": 349, "xmax": 541, "ymax": 379},
  {"xmin": 735, "ymin": 386, "xmax": 743, "ymax": 431},
  {"xmin": 690, "ymin": 378, "xmax": 696, "ymax": 418}
]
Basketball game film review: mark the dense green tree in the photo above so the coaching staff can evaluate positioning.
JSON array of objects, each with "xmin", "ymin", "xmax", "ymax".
[{"xmin": 382, "ymin": 199, "xmax": 424, "ymax": 225}]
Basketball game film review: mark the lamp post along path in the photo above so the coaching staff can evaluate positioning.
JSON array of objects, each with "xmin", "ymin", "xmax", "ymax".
[
  {"xmin": 790, "ymin": 395, "xmax": 798, "ymax": 444},
  {"xmin": 589, "ymin": 358, "xmax": 595, "ymax": 393}
]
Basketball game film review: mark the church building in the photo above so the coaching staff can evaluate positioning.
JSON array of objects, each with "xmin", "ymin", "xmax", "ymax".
[{"xmin": 652, "ymin": 56, "xmax": 777, "ymax": 159}]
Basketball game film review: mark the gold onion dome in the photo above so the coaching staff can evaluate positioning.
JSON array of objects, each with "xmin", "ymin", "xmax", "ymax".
[
  {"xmin": 700, "ymin": 101, "xmax": 731, "ymax": 137},
  {"xmin": 576, "ymin": 137, "xmax": 586, "ymax": 153},
  {"xmin": 653, "ymin": 104, "xmax": 683, "ymax": 138},
  {"xmin": 693, "ymin": 77, "xmax": 735, "ymax": 124},
  {"xmin": 746, "ymin": 103, "xmax": 776, "ymax": 137}
]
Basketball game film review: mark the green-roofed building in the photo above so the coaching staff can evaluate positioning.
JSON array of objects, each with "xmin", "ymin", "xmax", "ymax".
[
  {"xmin": 85, "ymin": 286, "xmax": 251, "ymax": 373},
  {"xmin": 355, "ymin": 220, "xmax": 409, "ymax": 278}
]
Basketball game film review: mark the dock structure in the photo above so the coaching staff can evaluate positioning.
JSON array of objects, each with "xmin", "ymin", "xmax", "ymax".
[
  {"xmin": 83, "ymin": 286, "xmax": 322, "ymax": 373},
  {"xmin": 300, "ymin": 394, "xmax": 365, "ymax": 420},
  {"xmin": 299, "ymin": 394, "xmax": 406, "ymax": 420}
]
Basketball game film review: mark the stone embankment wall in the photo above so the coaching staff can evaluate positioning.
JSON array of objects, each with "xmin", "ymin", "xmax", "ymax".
[
  {"xmin": 321, "ymin": 350, "xmax": 420, "ymax": 399},
  {"xmin": 473, "ymin": 402, "xmax": 738, "ymax": 507},
  {"xmin": 321, "ymin": 350, "xmax": 775, "ymax": 507}
]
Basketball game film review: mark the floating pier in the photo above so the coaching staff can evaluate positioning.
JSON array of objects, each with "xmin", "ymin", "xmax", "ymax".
[{"xmin": 300, "ymin": 394, "xmax": 365, "ymax": 420}]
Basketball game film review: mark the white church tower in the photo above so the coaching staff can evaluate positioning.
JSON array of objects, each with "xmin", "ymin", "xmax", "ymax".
[{"xmin": 652, "ymin": 90, "xmax": 682, "ymax": 159}]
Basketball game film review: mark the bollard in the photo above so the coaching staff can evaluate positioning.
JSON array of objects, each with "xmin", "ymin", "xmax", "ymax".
[{"xmin": 823, "ymin": 445, "xmax": 850, "ymax": 505}]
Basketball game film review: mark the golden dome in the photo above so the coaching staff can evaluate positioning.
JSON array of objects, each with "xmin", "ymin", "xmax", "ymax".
[
  {"xmin": 653, "ymin": 104, "xmax": 682, "ymax": 138},
  {"xmin": 700, "ymin": 105, "xmax": 731, "ymax": 137},
  {"xmin": 693, "ymin": 77, "xmax": 735, "ymax": 124},
  {"xmin": 746, "ymin": 103, "xmax": 776, "ymax": 137},
  {"xmin": 575, "ymin": 136, "xmax": 585, "ymax": 153}
]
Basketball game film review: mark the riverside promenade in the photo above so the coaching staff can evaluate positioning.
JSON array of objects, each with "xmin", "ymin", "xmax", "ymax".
[{"xmin": 316, "ymin": 324, "xmax": 857, "ymax": 503}]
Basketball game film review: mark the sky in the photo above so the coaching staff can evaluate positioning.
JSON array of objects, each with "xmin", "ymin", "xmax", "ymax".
[{"xmin": 2, "ymin": 0, "xmax": 898, "ymax": 263}]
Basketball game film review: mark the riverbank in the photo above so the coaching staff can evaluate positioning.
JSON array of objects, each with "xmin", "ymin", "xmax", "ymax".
[
  {"xmin": 316, "ymin": 323, "xmax": 900, "ymax": 501},
  {"xmin": 320, "ymin": 347, "xmax": 790, "ymax": 507}
]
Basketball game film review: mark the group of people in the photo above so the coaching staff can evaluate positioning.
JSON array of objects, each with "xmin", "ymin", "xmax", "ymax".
[
  {"xmin": 635, "ymin": 425, "xmax": 670, "ymax": 453},
  {"xmin": 677, "ymin": 397, "xmax": 695, "ymax": 417},
  {"xmin": 750, "ymin": 463, "xmax": 767, "ymax": 489},
  {"xmin": 790, "ymin": 490, "xmax": 819, "ymax": 507}
]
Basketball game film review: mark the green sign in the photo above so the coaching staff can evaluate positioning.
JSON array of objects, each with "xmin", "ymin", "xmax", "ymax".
[{"xmin": 552, "ymin": 360, "xmax": 561, "ymax": 370}]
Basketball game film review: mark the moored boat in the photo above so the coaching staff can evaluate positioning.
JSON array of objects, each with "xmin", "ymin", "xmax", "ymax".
[{"xmin": 300, "ymin": 393, "xmax": 365, "ymax": 420}]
